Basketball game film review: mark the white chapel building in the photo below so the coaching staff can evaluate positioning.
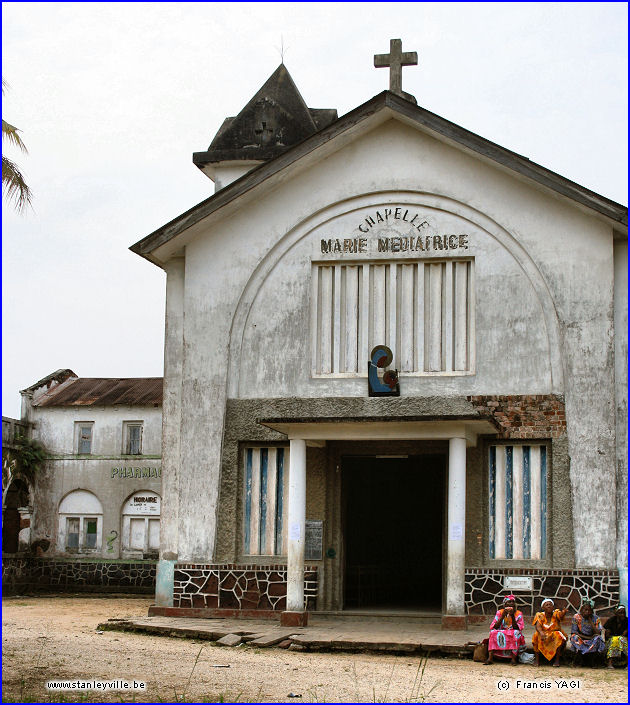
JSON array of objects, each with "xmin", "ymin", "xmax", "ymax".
[{"xmin": 131, "ymin": 41, "xmax": 627, "ymax": 627}]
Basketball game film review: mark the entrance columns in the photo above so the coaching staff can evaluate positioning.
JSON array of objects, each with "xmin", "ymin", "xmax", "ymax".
[
  {"xmin": 283, "ymin": 438, "xmax": 308, "ymax": 626},
  {"xmin": 445, "ymin": 435, "xmax": 467, "ymax": 627}
]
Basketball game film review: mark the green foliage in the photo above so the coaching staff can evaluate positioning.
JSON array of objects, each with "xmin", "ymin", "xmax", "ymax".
[{"xmin": 9, "ymin": 434, "xmax": 47, "ymax": 481}]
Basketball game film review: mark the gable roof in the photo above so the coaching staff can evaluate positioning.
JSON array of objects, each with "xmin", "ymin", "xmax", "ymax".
[
  {"xmin": 33, "ymin": 377, "xmax": 163, "ymax": 407},
  {"xmin": 131, "ymin": 91, "xmax": 627, "ymax": 266}
]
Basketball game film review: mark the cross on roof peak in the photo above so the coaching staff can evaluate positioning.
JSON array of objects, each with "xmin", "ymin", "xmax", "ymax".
[{"xmin": 374, "ymin": 38, "xmax": 418, "ymax": 103}]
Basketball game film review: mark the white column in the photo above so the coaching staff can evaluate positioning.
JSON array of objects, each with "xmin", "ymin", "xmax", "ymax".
[
  {"xmin": 156, "ymin": 257, "xmax": 185, "ymax": 607},
  {"xmin": 446, "ymin": 436, "xmax": 467, "ymax": 614},
  {"xmin": 287, "ymin": 438, "xmax": 307, "ymax": 612}
]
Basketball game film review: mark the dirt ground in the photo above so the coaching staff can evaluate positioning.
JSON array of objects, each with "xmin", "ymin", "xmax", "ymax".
[{"xmin": 2, "ymin": 596, "xmax": 627, "ymax": 703}]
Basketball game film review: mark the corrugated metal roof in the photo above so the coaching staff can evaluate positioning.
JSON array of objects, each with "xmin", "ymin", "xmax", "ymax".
[
  {"xmin": 34, "ymin": 377, "xmax": 163, "ymax": 407},
  {"xmin": 20, "ymin": 369, "xmax": 78, "ymax": 394}
]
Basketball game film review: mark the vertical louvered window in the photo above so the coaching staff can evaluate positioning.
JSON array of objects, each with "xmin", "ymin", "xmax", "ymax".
[
  {"xmin": 243, "ymin": 447, "xmax": 287, "ymax": 556},
  {"xmin": 489, "ymin": 444, "xmax": 548, "ymax": 560},
  {"xmin": 311, "ymin": 260, "xmax": 474, "ymax": 375}
]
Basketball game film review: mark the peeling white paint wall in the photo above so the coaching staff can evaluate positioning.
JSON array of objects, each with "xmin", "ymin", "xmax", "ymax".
[
  {"xmin": 28, "ymin": 403, "xmax": 162, "ymax": 559},
  {"xmin": 614, "ymin": 238, "xmax": 628, "ymax": 600},
  {"xmin": 161, "ymin": 117, "xmax": 624, "ymax": 570}
]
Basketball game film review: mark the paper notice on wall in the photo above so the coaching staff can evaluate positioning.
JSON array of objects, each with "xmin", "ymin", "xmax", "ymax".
[
  {"xmin": 449, "ymin": 524, "xmax": 463, "ymax": 541},
  {"xmin": 289, "ymin": 522, "xmax": 301, "ymax": 541},
  {"xmin": 305, "ymin": 520, "xmax": 323, "ymax": 560}
]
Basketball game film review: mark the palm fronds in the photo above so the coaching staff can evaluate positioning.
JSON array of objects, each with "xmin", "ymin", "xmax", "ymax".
[
  {"xmin": 2, "ymin": 154, "xmax": 33, "ymax": 212},
  {"xmin": 3, "ymin": 119, "xmax": 29, "ymax": 152},
  {"xmin": 2, "ymin": 79, "xmax": 33, "ymax": 213}
]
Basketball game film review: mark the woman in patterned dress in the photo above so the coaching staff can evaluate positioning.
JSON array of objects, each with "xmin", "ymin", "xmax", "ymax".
[
  {"xmin": 532, "ymin": 598, "xmax": 568, "ymax": 666},
  {"xmin": 484, "ymin": 595, "xmax": 526, "ymax": 665},
  {"xmin": 603, "ymin": 605, "xmax": 628, "ymax": 669},
  {"xmin": 569, "ymin": 600, "xmax": 606, "ymax": 663}
]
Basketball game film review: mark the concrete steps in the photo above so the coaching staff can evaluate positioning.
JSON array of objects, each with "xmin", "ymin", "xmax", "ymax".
[
  {"xmin": 312, "ymin": 611, "xmax": 443, "ymax": 625},
  {"xmin": 98, "ymin": 614, "xmax": 486, "ymax": 658}
]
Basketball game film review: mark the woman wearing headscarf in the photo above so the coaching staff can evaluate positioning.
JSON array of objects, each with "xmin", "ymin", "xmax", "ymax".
[
  {"xmin": 484, "ymin": 595, "xmax": 526, "ymax": 665},
  {"xmin": 532, "ymin": 598, "xmax": 568, "ymax": 666},
  {"xmin": 569, "ymin": 599, "xmax": 606, "ymax": 662},
  {"xmin": 603, "ymin": 605, "xmax": 628, "ymax": 669}
]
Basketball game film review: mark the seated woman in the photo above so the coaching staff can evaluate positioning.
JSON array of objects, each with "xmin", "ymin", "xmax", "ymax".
[
  {"xmin": 569, "ymin": 599, "xmax": 606, "ymax": 664},
  {"xmin": 484, "ymin": 595, "xmax": 526, "ymax": 665},
  {"xmin": 603, "ymin": 604, "xmax": 628, "ymax": 669},
  {"xmin": 532, "ymin": 598, "xmax": 568, "ymax": 666}
]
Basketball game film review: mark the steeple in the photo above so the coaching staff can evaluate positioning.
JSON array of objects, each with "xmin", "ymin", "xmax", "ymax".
[{"xmin": 194, "ymin": 64, "xmax": 337, "ymax": 190}]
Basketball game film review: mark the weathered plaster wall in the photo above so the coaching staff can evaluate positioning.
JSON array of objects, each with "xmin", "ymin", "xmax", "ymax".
[
  {"xmin": 237, "ymin": 207, "xmax": 554, "ymax": 398},
  {"xmin": 31, "ymin": 405, "xmax": 162, "ymax": 457},
  {"xmin": 31, "ymin": 457, "xmax": 161, "ymax": 559},
  {"xmin": 165, "ymin": 117, "xmax": 620, "ymax": 570},
  {"xmin": 613, "ymin": 238, "xmax": 628, "ymax": 602},
  {"xmin": 28, "ymin": 405, "xmax": 162, "ymax": 559}
]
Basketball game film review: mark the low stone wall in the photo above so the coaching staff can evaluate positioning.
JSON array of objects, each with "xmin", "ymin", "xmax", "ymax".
[
  {"xmin": 465, "ymin": 568, "xmax": 619, "ymax": 616},
  {"xmin": 174, "ymin": 563, "xmax": 318, "ymax": 610},
  {"xmin": 2, "ymin": 555, "xmax": 156, "ymax": 594}
]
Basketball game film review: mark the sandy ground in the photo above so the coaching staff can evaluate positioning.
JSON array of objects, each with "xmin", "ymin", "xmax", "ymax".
[{"xmin": 2, "ymin": 596, "xmax": 627, "ymax": 703}]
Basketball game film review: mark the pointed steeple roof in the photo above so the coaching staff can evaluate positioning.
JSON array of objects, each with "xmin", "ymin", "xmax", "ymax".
[{"xmin": 193, "ymin": 64, "xmax": 337, "ymax": 167}]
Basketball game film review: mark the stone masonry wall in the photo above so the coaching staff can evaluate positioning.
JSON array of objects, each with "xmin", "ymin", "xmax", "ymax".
[
  {"xmin": 467, "ymin": 394, "xmax": 566, "ymax": 439},
  {"xmin": 174, "ymin": 564, "xmax": 318, "ymax": 610},
  {"xmin": 2, "ymin": 555, "xmax": 156, "ymax": 593},
  {"xmin": 465, "ymin": 568, "xmax": 619, "ymax": 617}
]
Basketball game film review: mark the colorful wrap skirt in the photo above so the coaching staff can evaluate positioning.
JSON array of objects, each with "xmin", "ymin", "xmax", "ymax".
[
  {"xmin": 569, "ymin": 633, "xmax": 606, "ymax": 654},
  {"xmin": 488, "ymin": 629, "xmax": 526, "ymax": 656},
  {"xmin": 606, "ymin": 636, "xmax": 628, "ymax": 659},
  {"xmin": 532, "ymin": 630, "xmax": 567, "ymax": 661}
]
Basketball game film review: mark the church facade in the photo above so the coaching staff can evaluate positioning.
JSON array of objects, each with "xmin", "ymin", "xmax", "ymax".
[{"xmin": 132, "ymin": 43, "xmax": 627, "ymax": 627}]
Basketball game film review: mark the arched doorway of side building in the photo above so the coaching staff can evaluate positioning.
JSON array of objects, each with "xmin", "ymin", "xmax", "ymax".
[{"xmin": 2, "ymin": 478, "xmax": 31, "ymax": 553}]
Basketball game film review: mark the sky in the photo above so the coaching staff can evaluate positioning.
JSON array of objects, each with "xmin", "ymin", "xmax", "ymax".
[{"xmin": 2, "ymin": 1, "xmax": 627, "ymax": 418}]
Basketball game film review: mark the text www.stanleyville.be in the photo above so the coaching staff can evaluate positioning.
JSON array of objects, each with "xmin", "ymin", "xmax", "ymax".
[
  {"xmin": 497, "ymin": 679, "xmax": 582, "ymax": 692},
  {"xmin": 46, "ymin": 680, "xmax": 146, "ymax": 692}
]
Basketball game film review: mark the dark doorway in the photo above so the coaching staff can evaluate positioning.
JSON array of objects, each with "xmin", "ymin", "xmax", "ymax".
[
  {"xmin": 2, "ymin": 479, "xmax": 30, "ymax": 553},
  {"xmin": 343, "ymin": 455, "xmax": 444, "ymax": 610}
]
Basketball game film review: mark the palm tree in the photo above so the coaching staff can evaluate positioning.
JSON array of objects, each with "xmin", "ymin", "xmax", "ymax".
[{"xmin": 2, "ymin": 79, "xmax": 32, "ymax": 213}]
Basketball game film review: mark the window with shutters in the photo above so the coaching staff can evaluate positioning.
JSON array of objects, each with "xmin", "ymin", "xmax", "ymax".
[
  {"xmin": 58, "ymin": 490, "xmax": 103, "ymax": 553},
  {"xmin": 75, "ymin": 422, "xmax": 94, "ymax": 454},
  {"xmin": 243, "ymin": 447, "xmax": 288, "ymax": 556},
  {"xmin": 66, "ymin": 517, "xmax": 80, "ymax": 548},
  {"xmin": 489, "ymin": 444, "xmax": 548, "ymax": 560},
  {"xmin": 311, "ymin": 259, "xmax": 474, "ymax": 376},
  {"xmin": 84, "ymin": 518, "xmax": 98, "ymax": 548},
  {"xmin": 123, "ymin": 422, "xmax": 143, "ymax": 455}
]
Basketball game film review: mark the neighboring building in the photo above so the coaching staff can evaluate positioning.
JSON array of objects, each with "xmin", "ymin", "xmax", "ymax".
[
  {"xmin": 129, "ymin": 43, "xmax": 625, "ymax": 626},
  {"xmin": 2, "ymin": 415, "xmax": 34, "ymax": 553},
  {"xmin": 20, "ymin": 370, "xmax": 163, "ymax": 561}
]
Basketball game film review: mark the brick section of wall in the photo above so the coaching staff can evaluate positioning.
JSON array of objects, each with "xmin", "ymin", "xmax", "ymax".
[
  {"xmin": 2, "ymin": 556, "xmax": 156, "ymax": 593},
  {"xmin": 465, "ymin": 568, "xmax": 619, "ymax": 617},
  {"xmin": 467, "ymin": 394, "xmax": 566, "ymax": 439},
  {"xmin": 174, "ymin": 563, "xmax": 318, "ymax": 611}
]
